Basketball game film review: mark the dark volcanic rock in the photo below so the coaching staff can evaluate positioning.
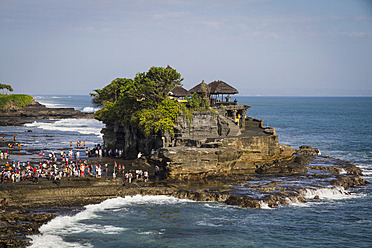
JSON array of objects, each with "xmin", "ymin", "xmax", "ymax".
[
  {"xmin": 331, "ymin": 175, "xmax": 369, "ymax": 189},
  {"xmin": 296, "ymin": 145, "xmax": 320, "ymax": 156},
  {"xmin": 291, "ymin": 155, "xmax": 311, "ymax": 165},
  {"xmin": 0, "ymin": 210, "xmax": 56, "ymax": 248}
]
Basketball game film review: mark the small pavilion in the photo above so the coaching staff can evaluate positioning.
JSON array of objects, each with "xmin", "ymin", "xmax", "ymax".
[
  {"xmin": 188, "ymin": 80, "xmax": 209, "ymax": 97},
  {"xmin": 208, "ymin": 80, "xmax": 239, "ymax": 103},
  {"xmin": 169, "ymin": 86, "xmax": 189, "ymax": 102}
]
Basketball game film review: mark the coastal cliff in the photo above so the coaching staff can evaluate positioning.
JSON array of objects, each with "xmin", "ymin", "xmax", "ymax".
[{"xmin": 102, "ymin": 105, "xmax": 295, "ymax": 179}]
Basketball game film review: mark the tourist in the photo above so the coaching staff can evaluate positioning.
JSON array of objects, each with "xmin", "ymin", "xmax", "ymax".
[
  {"xmin": 97, "ymin": 165, "xmax": 101, "ymax": 178},
  {"xmin": 137, "ymin": 152, "xmax": 142, "ymax": 159},
  {"xmin": 144, "ymin": 171, "xmax": 149, "ymax": 182},
  {"xmin": 128, "ymin": 172, "xmax": 133, "ymax": 183},
  {"xmin": 80, "ymin": 163, "xmax": 85, "ymax": 177},
  {"xmin": 33, "ymin": 169, "xmax": 39, "ymax": 183},
  {"xmin": 1, "ymin": 198, "xmax": 8, "ymax": 212},
  {"xmin": 125, "ymin": 172, "xmax": 129, "ymax": 182}
]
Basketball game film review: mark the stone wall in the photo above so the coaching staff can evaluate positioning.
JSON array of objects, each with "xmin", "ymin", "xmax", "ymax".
[
  {"xmin": 174, "ymin": 111, "xmax": 219, "ymax": 137},
  {"xmin": 245, "ymin": 117, "xmax": 264, "ymax": 128}
]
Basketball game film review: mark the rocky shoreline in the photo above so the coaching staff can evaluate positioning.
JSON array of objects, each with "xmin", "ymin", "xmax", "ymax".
[
  {"xmin": 0, "ymin": 151, "xmax": 368, "ymax": 247},
  {"xmin": 0, "ymin": 101, "xmax": 93, "ymax": 126}
]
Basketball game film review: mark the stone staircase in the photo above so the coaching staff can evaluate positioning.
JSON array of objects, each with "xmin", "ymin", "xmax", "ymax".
[{"xmin": 218, "ymin": 114, "xmax": 241, "ymax": 136}]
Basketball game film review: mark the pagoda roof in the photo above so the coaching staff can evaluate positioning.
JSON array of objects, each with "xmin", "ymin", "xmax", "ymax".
[
  {"xmin": 208, "ymin": 80, "xmax": 239, "ymax": 95},
  {"xmin": 170, "ymin": 86, "xmax": 189, "ymax": 97},
  {"xmin": 188, "ymin": 80, "xmax": 209, "ymax": 94}
]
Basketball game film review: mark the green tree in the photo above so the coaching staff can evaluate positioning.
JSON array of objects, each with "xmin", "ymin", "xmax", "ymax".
[
  {"xmin": 133, "ymin": 66, "xmax": 183, "ymax": 108},
  {"xmin": 90, "ymin": 78, "xmax": 134, "ymax": 106},
  {"xmin": 93, "ymin": 66, "xmax": 184, "ymax": 137},
  {"xmin": 0, "ymin": 83, "xmax": 4, "ymax": 94},
  {"xmin": 5, "ymin": 84, "xmax": 13, "ymax": 95}
]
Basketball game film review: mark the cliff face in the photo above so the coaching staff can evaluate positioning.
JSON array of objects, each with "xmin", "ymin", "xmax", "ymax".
[
  {"xmin": 102, "ymin": 122, "xmax": 163, "ymax": 158},
  {"xmin": 102, "ymin": 105, "xmax": 295, "ymax": 178},
  {"xmin": 156, "ymin": 133, "xmax": 294, "ymax": 179}
]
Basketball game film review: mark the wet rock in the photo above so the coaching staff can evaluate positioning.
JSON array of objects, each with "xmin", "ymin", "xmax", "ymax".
[
  {"xmin": 0, "ymin": 210, "xmax": 56, "ymax": 248},
  {"xmin": 292, "ymin": 155, "xmax": 311, "ymax": 165},
  {"xmin": 296, "ymin": 145, "xmax": 320, "ymax": 156},
  {"xmin": 331, "ymin": 175, "xmax": 369, "ymax": 189},
  {"xmin": 343, "ymin": 165, "xmax": 363, "ymax": 176},
  {"xmin": 308, "ymin": 166, "xmax": 342, "ymax": 174},
  {"xmin": 255, "ymin": 162, "xmax": 308, "ymax": 175},
  {"xmin": 224, "ymin": 195, "xmax": 260, "ymax": 208}
]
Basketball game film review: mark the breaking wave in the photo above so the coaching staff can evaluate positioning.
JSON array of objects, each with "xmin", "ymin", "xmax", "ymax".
[
  {"xmin": 82, "ymin": 106, "xmax": 100, "ymax": 113},
  {"xmin": 24, "ymin": 119, "xmax": 104, "ymax": 137},
  {"xmin": 29, "ymin": 196, "xmax": 193, "ymax": 248}
]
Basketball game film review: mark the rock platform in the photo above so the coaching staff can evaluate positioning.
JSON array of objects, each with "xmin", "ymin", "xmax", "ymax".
[{"xmin": 0, "ymin": 101, "xmax": 93, "ymax": 126}]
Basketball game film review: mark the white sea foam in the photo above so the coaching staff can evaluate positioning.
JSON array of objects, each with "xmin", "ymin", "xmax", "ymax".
[
  {"xmin": 360, "ymin": 165, "xmax": 372, "ymax": 177},
  {"xmin": 29, "ymin": 195, "xmax": 192, "ymax": 247},
  {"xmin": 30, "ymin": 234, "xmax": 92, "ymax": 248},
  {"xmin": 37, "ymin": 101, "xmax": 64, "ymax": 108},
  {"xmin": 259, "ymin": 201, "xmax": 271, "ymax": 209},
  {"xmin": 260, "ymin": 186, "xmax": 366, "ymax": 209},
  {"xmin": 24, "ymin": 119, "xmax": 104, "ymax": 137},
  {"xmin": 300, "ymin": 186, "xmax": 366, "ymax": 202},
  {"xmin": 138, "ymin": 230, "xmax": 165, "ymax": 235},
  {"xmin": 196, "ymin": 220, "xmax": 223, "ymax": 227},
  {"xmin": 82, "ymin": 106, "xmax": 100, "ymax": 113}
]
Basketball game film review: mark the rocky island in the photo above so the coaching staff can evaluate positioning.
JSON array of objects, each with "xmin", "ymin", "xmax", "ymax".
[
  {"xmin": 0, "ymin": 67, "xmax": 368, "ymax": 247},
  {"xmin": 0, "ymin": 94, "xmax": 93, "ymax": 126}
]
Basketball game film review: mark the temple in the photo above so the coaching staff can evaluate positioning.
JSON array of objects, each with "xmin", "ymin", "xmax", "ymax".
[{"xmin": 170, "ymin": 80, "xmax": 252, "ymax": 137}]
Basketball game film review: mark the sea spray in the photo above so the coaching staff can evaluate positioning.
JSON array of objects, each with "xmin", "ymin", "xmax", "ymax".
[{"xmin": 82, "ymin": 106, "xmax": 100, "ymax": 113}]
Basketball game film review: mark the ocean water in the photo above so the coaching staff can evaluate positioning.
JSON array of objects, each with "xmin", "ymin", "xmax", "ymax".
[
  {"xmin": 5, "ymin": 96, "xmax": 371, "ymax": 247},
  {"xmin": 0, "ymin": 95, "xmax": 104, "ymax": 161}
]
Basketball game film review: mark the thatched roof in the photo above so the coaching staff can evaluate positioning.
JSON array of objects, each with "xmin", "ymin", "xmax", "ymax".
[
  {"xmin": 188, "ymin": 80, "xmax": 209, "ymax": 94},
  {"xmin": 208, "ymin": 80, "xmax": 239, "ymax": 95},
  {"xmin": 170, "ymin": 86, "xmax": 189, "ymax": 97}
]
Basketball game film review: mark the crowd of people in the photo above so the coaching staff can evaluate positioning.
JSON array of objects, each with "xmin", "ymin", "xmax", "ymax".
[
  {"xmin": 0, "ymin": 157, "xmax": 105, "ymax": 185},
  {"xmin": 1, "ymin": 137, "xmax": 158, "ymax": 186},
  {"xmin": 1, "ymin": 136, "xmax": 21, "ymax": 160}
]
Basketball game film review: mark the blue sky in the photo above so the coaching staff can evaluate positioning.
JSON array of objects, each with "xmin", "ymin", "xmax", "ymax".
[{"xmin": 1, "ymin": 0, "xmax": 371, "ymax": 96}]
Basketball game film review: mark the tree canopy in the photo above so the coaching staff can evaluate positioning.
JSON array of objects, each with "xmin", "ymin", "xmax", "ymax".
[
  {"xmin": 91, "ymin": 66, "xmax": 184, "ymax": 136},
  {"xmin": 0, "ymin": 83, "xmax": 14, "ymax": 95}
]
